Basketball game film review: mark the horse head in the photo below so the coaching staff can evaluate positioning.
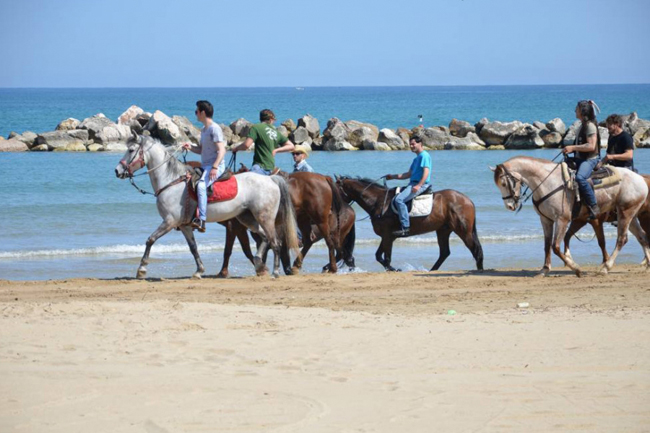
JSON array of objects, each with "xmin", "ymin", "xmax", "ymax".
[
  {"xmin": 491, "ymin": 164, "xmax": 522, "ymax": 212},
  {"xmin": 115, "ymin": 133, "xmax": 148, "ymax": 179}
]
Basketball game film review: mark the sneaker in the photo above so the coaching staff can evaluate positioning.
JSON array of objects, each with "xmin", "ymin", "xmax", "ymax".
[
  {"xmin": 192, "ymin": 218, "xmax": 206, "ymax": 233},
  {"xmin": 392, "ymin": 227, "xmax": 410, "ymax": 238}
]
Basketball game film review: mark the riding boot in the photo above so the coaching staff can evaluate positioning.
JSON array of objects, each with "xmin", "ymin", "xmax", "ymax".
[{"xmin": 587, "ymin": 204, "xmax": 600, "ymax": 221}]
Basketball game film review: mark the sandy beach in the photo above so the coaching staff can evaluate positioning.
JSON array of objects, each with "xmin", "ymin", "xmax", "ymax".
[{"xmin": 1, "ymin": 266, "xmax": 649, "ymax": 432}]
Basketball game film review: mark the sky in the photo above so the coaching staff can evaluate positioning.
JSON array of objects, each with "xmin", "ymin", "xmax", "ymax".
[{"xmin": 0, "ymin": 0, "xmax": 649, "ymax": 87}]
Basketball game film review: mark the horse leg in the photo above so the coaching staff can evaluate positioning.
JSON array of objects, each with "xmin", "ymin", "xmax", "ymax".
[
  {"xmin": 592, "ymin": 219, "xmax": 610, "ymax": 265},
  {"xmin": 551, "ymin": 218, "xmax": 582, "ymax": 277},
  {"xmin": 538, "ymin": 217, "xmax": 554, "ymax": 276},
  {"xmin": 627, "ymin": 217, "xmax": 650, "ymax": 269},
  {"xmin": 291, "ymin": 221, "xmax": 313, "ymax": 272},
  {"xmin": 318, "ymin": 221, "xmax": 338, "ymax": 274},
  {"xmin": 137, "ymin": 221, "xmax": 174, "ymax": 279},
  {"xmin": 179, "ymin": 225, "xmax": 205, "ymax": 279},
  {"xmin": 601, "ymin": 210, "xmax": 637, "ymax": 274},
  {"xmin": 377, "ymin": 237, "xmax": 399, "ymax": 272},
  {"xmin": 216, "ymin": 222, "xmax": 236, "ymax": 278},
  {"xmin": 563, "ymin": 219, "xmax": 586, "ymax": 263},
  {"xmin": 430, "ymin": 228, "xmax": 451, "ymax": 271}
]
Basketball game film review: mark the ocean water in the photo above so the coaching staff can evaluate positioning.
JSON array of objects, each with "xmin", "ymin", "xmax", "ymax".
[
  {"xmin": 1, "ymin": 85, "xmax": 650, "ymax": 138},
  {"xmin": 1, "ymin": 85, "xmax": 649, "ymax": 280}
]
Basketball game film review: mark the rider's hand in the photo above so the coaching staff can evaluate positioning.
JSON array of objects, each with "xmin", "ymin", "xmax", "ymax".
[
  {"xmin": 562, "ymin": 146, "xmax": 573, "ymax": 154},
  {"xmin": 182, "ymin": 142, "xmax": 192, "ymax": 150},
  {"xmin": 602, "ymin": 154, "xmax": 610, "ymax": 162},
  {"xmin": 412, "ymin": 184, "xmax": 421, "ymax": 193},
  {"xmin": 385, "ymin": 174, "xmax": 393, "ymax": 180},
  {"xmin": 209, "ymin": 168, "xmax": 218, "ymax": 181}
]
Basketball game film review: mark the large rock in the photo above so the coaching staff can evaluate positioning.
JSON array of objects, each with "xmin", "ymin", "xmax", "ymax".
[
  {"xmin": 145, "ymin": 110, "xmax": 187, "ymax": 145},
  {"xmin": 377, "ymin": 128, "xmax": 405, "ymax": 150},
  {"xmin": 297, "ymin": 114, "xmax": 320, "ymax": 138},
  {"xmin": 172, "ymin": 115, "xmax": 200, "ymax": 144},
  {"xmin": 96, "ymin": 124, "xmax": 132, "ymax": 144},
  {"xmin": 533, "ymin": 121, "xmax": 547, "ymax": 131},
  {"xmin": 78, "ymin": 114, "xmax": 114, "ymax": 141},
  {"xmin": 445, "ymin": 132, "xmax": 486, "ymax": 150},
  {"xmin": 624, "ymin": 112, "xmax": 650, "ymax": 136},
  {"xmin": 87, "ymin": 143, "xmax": 104, "ymax": 152},
  {"xmin": 323, "ymin": 139, "xmax": 356, "ymax": 151},
  {"xmin": 290, "ymin": 126, "xmax": 312, "ymax": 145},
  {"xmin": 0, "ymin": 138, "xmax": 28, "ymax": 152},
  {"xmin": 546, "ymin": 118, "xmax": 566, "ymax": 135},
  {"xmin": 421, "ymin": 128, "xmax": 450, "ymax": 150},
  {"xmin": 12, "ymin": 131, "xmax": 38, "ymax": 148},
  {"xmin": 345, "ymin": 120, "xmax": 380, "ymax": 138},
  {"xmin": 56, "ymin": 118, "xmax": 80, "ymax": 131},
  {"xmin": 323, "ymin": 118, "xmax": 350, "ymax": 142},
  {"xmin": 63, "ymin": 142, "xmax": 87, "ymax": 152},
  {"xmin": 504, "ymin": 124, "xmax": 544, "ymax": 149},
  {"xmin": 474, "ymin": 118, "xmax": 489, "ymax": 135},
  {"xmin": 218, "ymin": 123, "xmax": 234, "ymax": 144},
  {"xmin": 396, "ymin": 128, "xmax": 411, "ymax": 145},
  {"xmin": 539, "ymin": 130, "xmax": 563, "ymax": 148},
  {"xmin": 281, "ymin": 119, "xmax": 296, "ymax": 132},
  {"xmin": 449, "ymin": 119, "xmax": 475, "ymax": 137},
  {"xmin": 634, "ymin": 127, "xmax": 650, "ymax": 148},
  {"xmin": 118, "ymin": 105, "xmax": 144, "ymax": 125},
  {"xmin": 479, "ymin": 120, "xmax": 523, "ymax": 146},
  {"xmin": 349, "ymin": 126, "xmax": 379, "ymax": 149},
  {"xmin": 563, "ymin": 120, "xmax": 581, "ymax": 145},
  {"xmin": 35, "ymin": 130, "xmax": 88, "ymax": 150},
  {"xmin": 363, "ymin": 140, "xmax": 391, "ymax": 151},
  {"xmin": 229, "ymin": 118, "xmax": 253, "ymax": 137},
  {"xmin": 104, "ymin": 142, "xmax": 128, "ymax": 152}
]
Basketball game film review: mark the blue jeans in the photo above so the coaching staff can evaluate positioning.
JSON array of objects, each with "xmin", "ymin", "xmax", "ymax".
[
  {"xmin": 197, "ymin": 165, "xmax": 224, "ymax": 221},
  {"xmin": 394, "ymin": 184, "xmax": 429, "ymax": 229},
  {"xmin": 575, "ymin": 158, "xmax": 599, "ymax": 207},
  {"xmin": 250, "ymin": 164, "xmax": 272, "ymax": 175}
]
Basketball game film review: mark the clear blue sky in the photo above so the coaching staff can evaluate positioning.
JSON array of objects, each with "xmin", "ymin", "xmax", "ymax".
[{"xmin": 1, "ymin": 0, "xmax": 649, "ymax": 87}]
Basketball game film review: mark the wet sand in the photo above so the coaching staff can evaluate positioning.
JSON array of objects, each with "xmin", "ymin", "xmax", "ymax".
[{"xmin": 1, "ymin": 266, "xmax": 649, "ymax": 432}]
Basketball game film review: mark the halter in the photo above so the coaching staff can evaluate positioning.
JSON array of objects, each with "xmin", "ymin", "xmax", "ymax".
[
  {"xmin": 497, "ymin": 164, "xmax": 524, "ymax": 212},
  {"xmin": 340, "ymin": 176, "xmax": 390, "ymax": 221}
]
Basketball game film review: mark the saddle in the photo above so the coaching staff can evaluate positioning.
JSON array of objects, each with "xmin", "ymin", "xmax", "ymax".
[
  {"xmin": 561, "ymin": 161, "xmax": 621, "ymax": 219},
  {"xmin": 390, "ymin": 185, "xmax": 434, "ymax": 217},
  {"xmin": 188, "ymin": 167, "xmax": 238, "ymax": 203}
]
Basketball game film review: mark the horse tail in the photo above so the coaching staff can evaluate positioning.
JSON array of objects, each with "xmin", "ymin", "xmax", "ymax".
[
  {"xmin": 271, "ymin": 176, "xmax": 301, "ymax": 260},
  {"xmin": 326, "ymin": 175, "xmax": 343, "ymax": 248},
  {"xmin": 470, "ymin": 217, "xmax": 484, "ymax": 270}
]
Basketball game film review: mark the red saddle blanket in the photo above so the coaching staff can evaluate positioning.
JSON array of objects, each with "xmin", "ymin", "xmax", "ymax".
[{"xmin": 188, "ymin": 176, "xmax": 238, "ymax": 203}]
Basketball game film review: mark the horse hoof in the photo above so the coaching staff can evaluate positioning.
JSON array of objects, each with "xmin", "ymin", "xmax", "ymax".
[
  {"xmin": 192, "ymin": 272, "xmax": 202, "ymax": 280},
  {"xmin": 575, "ymin": 269, "xmax": 583, "ymax": 278},
  {"xmin": 272, "ymin": 271, "xmax": 280, "ymax": 279},
  {"xmin": 136, "ymin": 269, "xmax": 147, "ymax": 279},
  {"xmin": 217, "ymin": 271, "xmax": 228, "ymax": 279},
  {"xmin": 598, "ymin": 266, "xmax": 608, "ymax": 276},
  {"xmin": 290, "ymin": 267, "xmax": 300, "ymax": 275}
]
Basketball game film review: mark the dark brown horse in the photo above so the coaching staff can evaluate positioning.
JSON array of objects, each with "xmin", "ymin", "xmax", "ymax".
[
  {"xmin": 336, "ymin": 176, "xmax": 483, "ymax": 272},
  {"xmin": 564, "ymin": 173, "xmax": 650, "ymax": 265}
]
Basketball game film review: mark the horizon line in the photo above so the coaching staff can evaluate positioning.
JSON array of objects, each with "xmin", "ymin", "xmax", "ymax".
[{"xmin": 1, "ymin": 83, "xmax": 650, "ymax": 90}]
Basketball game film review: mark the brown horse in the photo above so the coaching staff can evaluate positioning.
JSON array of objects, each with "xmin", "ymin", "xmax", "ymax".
[
  {"xmin": 336, "ymin": 176, "xmax": 484, "ymax": 272},
  {"xmin": 219, "ymin": 167, "xmax": 356, "ymax": 275},
  {"xmin": 564, "ymin": 173, "xmax": 650, "ymax": 265}
]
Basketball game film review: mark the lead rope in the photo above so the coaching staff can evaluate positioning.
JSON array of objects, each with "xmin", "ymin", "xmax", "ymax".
[{"xmin": 516, "ymin": 150, "xmax": 564, "ymax": 213}]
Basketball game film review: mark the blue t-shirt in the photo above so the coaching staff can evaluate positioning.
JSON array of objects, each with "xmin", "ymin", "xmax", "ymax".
[{"xmin": 409, "ymin": 151, "xmax": 432, "ymax": 185}]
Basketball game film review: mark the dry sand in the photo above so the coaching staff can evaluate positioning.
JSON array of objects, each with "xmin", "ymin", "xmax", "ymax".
[{"xmin": 1, "ymin": 266, "xmax": 649, "ymax": 432}]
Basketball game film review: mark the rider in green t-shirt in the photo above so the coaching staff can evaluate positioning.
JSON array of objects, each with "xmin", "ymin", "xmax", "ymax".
[{"xmin": 232, "ymin": 109, "xmax": 295, "ymax": 174}]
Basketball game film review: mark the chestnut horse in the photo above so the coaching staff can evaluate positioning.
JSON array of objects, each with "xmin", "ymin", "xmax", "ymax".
[
  {"xmin": 220, "ymin": 168, "xmax": 356, "ymax": 275},
  {"xmin": 336, "ymin": 176, "xmax": 484, "ymax": 272},
  {"xmin": 563, "ymin": 173, "xmax": 650, "ymax": 265}
]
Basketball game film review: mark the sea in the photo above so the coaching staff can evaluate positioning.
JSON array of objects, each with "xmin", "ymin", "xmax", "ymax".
[{"xmin": 1, "ymin": 85, "xmax": 649, "ymax": 280}]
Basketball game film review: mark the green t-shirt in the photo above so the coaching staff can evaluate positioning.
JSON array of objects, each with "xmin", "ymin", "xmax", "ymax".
[{"xmin": 249, "ymin": 123, "xmax": 288, "ymax": 171}]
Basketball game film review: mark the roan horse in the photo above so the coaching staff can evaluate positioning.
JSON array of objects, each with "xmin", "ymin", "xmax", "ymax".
[
  {"xmin": 114, "ymin": 134, "xmax": 300, "ymax": 278},
  {"xmin": 492, "ymin": 156, "xmax": 650, "ymax": 276},
  {"xmin": 336, "ymin": 176, "xmax": 484, "ymax": 272},
  {"xmin": 563, "ymin": 173, "xmax": 650, "ymax": 265}
]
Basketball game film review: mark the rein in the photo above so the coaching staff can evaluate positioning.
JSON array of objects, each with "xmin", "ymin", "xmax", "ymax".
[
  {"xmin": 347, "ymin": 176, "xmax": 390, "ymax": 222},
  {"xmin": 122, "ymin": 141, "xmax": 188, "ymax": 197}
]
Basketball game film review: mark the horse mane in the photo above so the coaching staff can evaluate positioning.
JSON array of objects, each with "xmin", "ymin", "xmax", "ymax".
[
  {"xmin": 343, "ymin": 176, "xmax": 388, "ymax": 190},
  {"xmin": 137, "ymin": 135, "xmax": 188, "ymax": 177}
]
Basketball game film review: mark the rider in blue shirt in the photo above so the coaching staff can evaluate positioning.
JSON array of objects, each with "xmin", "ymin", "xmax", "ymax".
[{"xmin": 385, "ymin": 135, "xmax": 432, "ymax": 237}]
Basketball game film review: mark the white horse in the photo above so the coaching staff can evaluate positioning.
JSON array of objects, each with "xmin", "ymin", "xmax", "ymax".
[
  {"xmin": 115, "ymin": 134, "xmax": 300, "ymax": 279},
  {"xmin": 492, "ymin": 156, "xmax": 650, "ymax": 277}
]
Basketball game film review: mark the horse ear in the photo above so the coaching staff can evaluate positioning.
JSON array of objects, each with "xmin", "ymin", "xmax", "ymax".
[
  {"xmin": 334, "ymin": 174, "xmax": 340, "ymax": 182},
  {"xmin": 489, "ymin": 165, "xmax": 496, "ymax": 172}
]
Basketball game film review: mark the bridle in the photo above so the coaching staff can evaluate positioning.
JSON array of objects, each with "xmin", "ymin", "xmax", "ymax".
[
  {"xmin": 497, "ymin": 164, "xmax": 524, "ymax": 212},
  {"xmin": 119, "ymin": 140, "xmax": 147, "ymax": 177},
  {"xmin": 337, "ymin": 176, "xmax": 391, "ymax": 221}
]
